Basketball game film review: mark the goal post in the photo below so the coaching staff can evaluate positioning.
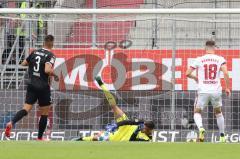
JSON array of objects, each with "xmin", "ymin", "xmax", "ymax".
[{"xmin": 0, "ymin": 8, "xmax": 240, "ymax": 142}]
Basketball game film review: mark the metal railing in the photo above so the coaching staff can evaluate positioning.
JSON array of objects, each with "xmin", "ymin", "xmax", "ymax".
[{"xmin": 0, "ymin": 22, "xmax": 28, "ymax": 89}]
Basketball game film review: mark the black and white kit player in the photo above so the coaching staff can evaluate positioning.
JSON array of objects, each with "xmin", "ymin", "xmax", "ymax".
[{"xmin": 5, "ymin": 35, "xmax": 59, "ymax": 141}]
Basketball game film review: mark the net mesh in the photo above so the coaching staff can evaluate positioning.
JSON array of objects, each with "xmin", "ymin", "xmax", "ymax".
[{"xmin": 0, "ymin": 10, "xmax": 240, "ymax": 142}]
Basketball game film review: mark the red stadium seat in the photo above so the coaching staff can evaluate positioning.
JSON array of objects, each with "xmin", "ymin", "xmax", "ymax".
[{"xmin": 65, "ymin": 0, "xmax": 144, "ymax": 48}]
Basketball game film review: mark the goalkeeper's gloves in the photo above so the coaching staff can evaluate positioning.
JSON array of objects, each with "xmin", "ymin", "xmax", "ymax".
[{"xmin": 105, "ymin": 123, "xmax": 117, "ymax": 133}]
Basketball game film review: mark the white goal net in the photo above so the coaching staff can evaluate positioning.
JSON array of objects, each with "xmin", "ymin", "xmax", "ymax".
[{"xmin": 0, "ymin": 8, "xmax": 240, "ymax": 142}]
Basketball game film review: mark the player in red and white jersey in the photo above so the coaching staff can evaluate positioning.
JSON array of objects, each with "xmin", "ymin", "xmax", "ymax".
[{"xmin": 186, "ymin": 40, "xmax": 230, "ymax": 142}]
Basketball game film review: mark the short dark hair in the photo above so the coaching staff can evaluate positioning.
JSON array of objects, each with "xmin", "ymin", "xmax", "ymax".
[
  {"xmin": 205, "ymin": 40, "xmax": 215, "ymax": 47},
  {"xmin": 144, "ymin": 120, "xmax": 155, "ymax": 129},
  {"xmin": 44, "ymin": 35, "xmax": 54, "ymax": 43}
]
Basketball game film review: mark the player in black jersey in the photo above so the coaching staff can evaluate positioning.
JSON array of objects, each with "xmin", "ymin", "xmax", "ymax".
[{"xmin": 5, "ymin": 35, "xmax": 59, "ymax": 141}]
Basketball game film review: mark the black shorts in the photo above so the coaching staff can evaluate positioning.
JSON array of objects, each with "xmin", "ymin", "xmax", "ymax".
[{"xmin": 25, "ymin": 84, "xmax": 52, "ymax": 107}]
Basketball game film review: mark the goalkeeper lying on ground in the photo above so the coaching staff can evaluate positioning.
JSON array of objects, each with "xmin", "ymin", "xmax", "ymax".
[{"xmin": 73, "ymin": 76, "xmax": 155, "ymax": 142}]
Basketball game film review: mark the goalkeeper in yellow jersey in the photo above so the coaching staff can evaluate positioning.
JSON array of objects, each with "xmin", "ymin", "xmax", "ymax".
[{"xmin": 74, "ymin": 76, "xmax": 154, "ymax": 142}]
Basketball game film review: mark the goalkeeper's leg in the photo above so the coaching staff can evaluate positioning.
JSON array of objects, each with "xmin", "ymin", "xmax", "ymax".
[
  {"xmin": 72, "ymin": 135, "xmax": 99, "ymax": 141},
  {"xmin": 95, "ymin": 76, "xmax": 124, "ymax": 119}
]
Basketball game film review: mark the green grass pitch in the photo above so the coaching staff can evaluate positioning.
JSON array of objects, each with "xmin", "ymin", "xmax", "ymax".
[{"xmin": 0, "ymin": 141, "xmax": 239, "ymax": 159}]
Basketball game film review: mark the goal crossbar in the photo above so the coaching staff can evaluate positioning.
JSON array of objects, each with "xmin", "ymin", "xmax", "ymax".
[{"xmin": 1, "ymin": 8, "xmax": 240, "ymax": 14}]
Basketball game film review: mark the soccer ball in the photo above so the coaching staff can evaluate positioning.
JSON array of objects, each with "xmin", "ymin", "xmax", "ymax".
[{"xmin": 97, "ymin": 131, "xmax": 110, "ymax": 141}]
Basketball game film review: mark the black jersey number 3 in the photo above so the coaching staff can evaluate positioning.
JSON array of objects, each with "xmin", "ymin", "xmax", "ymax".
[{"xmin": 34, "ymin": 56, "xmax": 41, "ymax": 72}]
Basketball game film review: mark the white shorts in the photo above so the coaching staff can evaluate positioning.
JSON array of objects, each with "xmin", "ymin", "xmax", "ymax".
[{"xmin": 194, "ymin": 93, "xmax": 222, "ymax": 110}]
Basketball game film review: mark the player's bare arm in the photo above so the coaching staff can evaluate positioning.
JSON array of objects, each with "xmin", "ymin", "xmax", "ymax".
[
  {"xmin": 220, "ymin": 63, "xmax": 231, "ymax": 96},
  {"xmin": 45, "ymin": 63, "xmax": 59, "ymax": 81},
  {"xmin": 186, "ymin": 68, "xmax": 198, "ymax": 83}
]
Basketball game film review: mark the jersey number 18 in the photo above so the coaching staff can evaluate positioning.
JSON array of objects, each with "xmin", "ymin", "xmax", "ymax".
[{"xmin": 204, "ymin": 64, "xmax": 217, "ymax": 80}]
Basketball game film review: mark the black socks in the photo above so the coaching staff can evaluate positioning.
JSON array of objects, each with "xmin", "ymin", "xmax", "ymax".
[
  {"xmin": 12, "ymin": 109, "xmax": 28, "ymax": 125},
  {"xmin": 12, "ymin": 110, "xmax": 48, "ymax": 139},
  {"xmin": 38, "ymin": 115, "xmax": 48, "ymax": 139}
]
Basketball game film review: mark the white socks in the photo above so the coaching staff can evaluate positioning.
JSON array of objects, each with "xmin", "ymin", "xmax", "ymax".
[
  {"xmin": 194, "ymin": 112, "xmax": 225, "ymax": 135},
  {"xmin": 194, "ymin": 113, "xmax": 203, "ymax": 130},
  {"xmin": 216, "ymin": 113, "xmax": 225, "ymax": 135}
]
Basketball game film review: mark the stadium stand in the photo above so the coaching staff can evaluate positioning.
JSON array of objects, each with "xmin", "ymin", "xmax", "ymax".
[{"xmin": 50, "ymin": 0, "xmax": 240, "ymax": 49}]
